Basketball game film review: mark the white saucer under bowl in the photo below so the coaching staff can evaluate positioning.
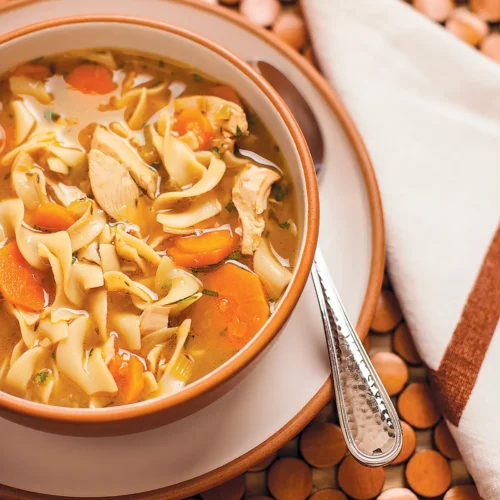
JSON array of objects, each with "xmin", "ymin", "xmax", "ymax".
[{"xmin": 0, "ymin": 1, "xmax": 384, "ymax": 498}]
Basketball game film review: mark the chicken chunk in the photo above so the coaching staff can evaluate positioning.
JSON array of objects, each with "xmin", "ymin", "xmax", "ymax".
[
  {"xmin": 88, "ymin": 149, "xmax": 139, "ymax": 221},
  {"xmin": 92, "ymin": 126, "xmax": 157, "ymax": 198},
  {"xmin": 174, "ymin": 95, "xmax": 248, "ymax": 151},
  {"xmin": 140, "ymin": 305, "xmax": 170, "ymax": 335},
  {"xmin": 232, "ymin": 164, "xmax": 280, "ymax": 255}
]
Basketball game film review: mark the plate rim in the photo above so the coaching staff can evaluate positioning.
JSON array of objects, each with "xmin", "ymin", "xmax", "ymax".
[{"xmin": 0, "ymin": 0, "xmax": 385, "ymax": 498}]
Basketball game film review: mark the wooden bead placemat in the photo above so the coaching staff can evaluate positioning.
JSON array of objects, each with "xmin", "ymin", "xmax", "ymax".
[{"xmin": 197, "ymin": 0, "xmax": 493, "ymax": 498}]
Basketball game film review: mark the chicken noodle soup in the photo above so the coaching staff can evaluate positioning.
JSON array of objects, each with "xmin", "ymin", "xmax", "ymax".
[{"xmin": 0, "ymin": 50, "xmax": 298, "ymax": 408}]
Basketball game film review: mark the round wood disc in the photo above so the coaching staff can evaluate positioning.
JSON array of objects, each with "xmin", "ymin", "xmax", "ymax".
[
  {"xmin": 398, "ymin": 383, "xmax": 441, "ymax": 429},
  {"xmin": 337, "ymin": 455, "xmax": 385, "ymax": 500},
  {"xmin": 267, "ymin": 458, "xmax": 312, "ymax": 500},
  {"xmin": 248, "ymin": 452, "xmax": 277, "ymax": 472},
  {"xmin": 371, "ymin": 351, "xmax": 409, "ymax": 396},
  {"xmin": 406, "ymin": 450, "xmax": 452, "ymax": 497},
  {"xmin": 300, "ymin": 422, "xmax": 347, "ymax": 467},
  {"xmin": 481, "ymin": 33, "xmax": 500, "ymax": 62},
  {"xmin": 434, "ymin": 420, "xmax": 461, "ymax": 460},
  {"xmin": 391, "ymin": 421, "xmax": 416, "ymax": 465},
  {"xmin": 309, "ymin": 489, "xmax": 348, "ymax": 500},
  {"xmin": 371, "ymin": 290, "xmax": 403, "ymax": 333},
  {"xmin": 200, "ymin": 474, "xmax": 245, "ymax": 500},
  {"xmin": 444, "ymin": 484, "xmax": 481, "ymax": 499},
  {"xmin": 393, "ymin": 324, "xmax": 422, "ymax": 365},
  {"xmin": 272, "ymin": 11, "xmax": 308, "ymax": 51},
  {"xmin": 413, "ymin": 0, "xmax": 455, "ymax": 22},
  {"xmin": 470, "ymin": 0, "xmax": 500, "ymax": 21},
  {"xmin": 240, "ymin": 0, "xmax": 282, "ymax": 27},
  {"xmin": 377, "ymin": 488, "xmax": 418, "ymax": 499}
]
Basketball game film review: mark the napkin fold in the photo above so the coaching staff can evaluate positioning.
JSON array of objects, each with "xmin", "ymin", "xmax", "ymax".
[{"xmin": 304, "ymin": 0, "xmax": 500, "ymax": 497}]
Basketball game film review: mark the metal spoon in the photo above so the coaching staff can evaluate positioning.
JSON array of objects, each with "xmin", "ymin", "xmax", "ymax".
[{"xmin": 250, "ymin": 60, "xmax": 402, "ymax": 467}]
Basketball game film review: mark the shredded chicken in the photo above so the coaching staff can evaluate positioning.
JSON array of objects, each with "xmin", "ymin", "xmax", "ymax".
[
  {"xmin": 140, "ymin": 305, "xmax": 171, "ymax": 335},
  {"xmin": 88, "ymin": 149, "xmax": 140, "ymax": 221},
  {"xmin": 232, "ymin": 164, "xmax": 280, "ymax": 255},
  {"xmin": 174, "ymin": 95, "xmax": 248, "ymax": 153},
  {"xmin": 92, "ymin": 126, "xmax": 157, "ymax": 198}
]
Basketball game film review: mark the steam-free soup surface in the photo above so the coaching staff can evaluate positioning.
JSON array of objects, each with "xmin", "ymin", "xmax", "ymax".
[{"xmin": 0, "ymin": 49, "xmax": 298, "ymax": 408}]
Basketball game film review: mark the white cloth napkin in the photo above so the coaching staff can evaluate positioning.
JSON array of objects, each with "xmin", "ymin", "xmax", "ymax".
[{"xmin": 304, "ymin": 0, "xmax": 500, "ymax": 497}]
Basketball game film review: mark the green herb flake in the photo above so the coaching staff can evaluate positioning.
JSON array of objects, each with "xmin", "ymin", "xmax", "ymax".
[
  {"xmin": 51, "ymin": 352, "xmax": 55, "ymax": 359},
  {"xmin": 158, "ymin": 60, "xmax": 165, "ymax": 68},
  {"xmin": 150, "ymin": 162, "xmax": 162, "ymax": 170},
  {"xmin": 279, "ymin": 221, "xmax": 290, "ymax": 230},
  {"xmin": 219, "ymin": 327, "xmax": 228, "ymax": 336},
  {"xmin": 162, "ymin": 279, "xmax": 173, "ymax": 290},
  {"xmin": 269, "ymin": 298, "xmax": 277, "ymax": 303},
  {"xmin": 271, "ymin": 182, "xmax": 288, "ymax": 202},
  {"xmin": 210, "ymin": 146, "xmax": 222, "ymax": 159},
  {"xmin": 227, "ymin": 250, "xmax": 242, "ymax": 261},
  {"xmin": 32, "ymin": 56, "xmax": 44, "ymax": 63},
  {"xmin": 88, "ymin": 348, "xmax": 94, "ymax": 357},
  {"xmin": 247, "ymin": 114, "xmax": 257, "ymax": 126},
  {"xmin": 193, "ymin": 73, "xmax": 202, "ymax": 82},
  {"xmin": 71, "ymin": 252, "xmax": 77, "ymax": 265},
  {"xmin": 264, "ymin": 230, "xmax": 270, "ymax": 238},
  {"xmin": 44, "ymin": 109, "xmax": 60, "ymax": 122},
  {"xmin": 225, "ymin": 201, "xmax": 235, "ymax": 213},
  {"xmin": 202, "ymin": 288, "xmax": 219, "ymax": 297},
  {"xmin": 33, "ymin": 224, "xmax": 41, "ymax": 231},
  {"xmin": 62, "ymin": 71, "xmax": 69, "ymax": 77},
  {"xmin": 33, "ymin": 370, "xmax": 49, "ymax": 384},
  {"xmin": 235, "ymin": 125, "xmax": 243, "ymax": 137}
]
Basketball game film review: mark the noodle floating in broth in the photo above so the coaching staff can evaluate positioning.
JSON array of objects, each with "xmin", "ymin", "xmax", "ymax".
[{"xmin": 0, "ymin": 50, "xmax": 298, "ymax": 408}]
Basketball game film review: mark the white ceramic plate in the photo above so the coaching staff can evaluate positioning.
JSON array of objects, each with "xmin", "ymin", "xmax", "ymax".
[{"xmin": 0, "ymin": 1, "xmax": 383, "ymax": 498}]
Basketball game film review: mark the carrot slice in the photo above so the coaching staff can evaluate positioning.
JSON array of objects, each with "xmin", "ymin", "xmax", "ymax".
[
  {"xmin": 168, "ymin": 229, "xmax": 236, "ymax": 268},
  {"xmin": 189, "ymin": 262, "xmax": 269, "ymax": 349},
  {"xmin": 173, "ymin": 108, "xmax": 214, "ymax": 150},
  {"xmin": 33, "ymin": 203, "xmax": 77, "ymax": 231},
  {"xmin": 108, "ymin": 351, "xmax": 145, "ymax": 405},
  {"xmin": 209, "ymin": 85, "xmax": 243, "ymax": 107},
  {"xmin": 66, "ymin": 64, "xmax": 116, "ymax": 95},
  {"xmin": 12, "ymin": 63, "xmax": 51, "ymax": 80},
  {"xmin": 0, "ymin": 242, "xmax": 45, "ymax": 312}
]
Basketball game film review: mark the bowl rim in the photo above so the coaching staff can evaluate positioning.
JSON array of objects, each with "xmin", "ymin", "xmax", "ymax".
[{"xmin": 0, "ymin": 14, "xmax": 320, "ymax": 424}]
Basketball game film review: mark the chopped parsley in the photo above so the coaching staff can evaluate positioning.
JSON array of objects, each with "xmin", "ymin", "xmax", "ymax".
[
  {"xmin": 62, "ymin": 71, "xmax": 69, "ymax": 77},
  {"xmin": 264, "ymin": 230, "xmax": 270, "ymax": 238},
  {"xmin": 88, "ymin": 348, "xmax": 94, "ymax": 357},
  {"xmin": 219, "ymin": 328, "xmax": 228, "ymax": 336},
  {"xmin": 158, "ymin": 60, "xmax": 165, "ymax": 68},
  {"xmin": 33, "ymin": 224, "xmax": 41, "ymax": 231},
  {"xmin": 271, "ymin": 182, "xmax": 288, "ymax": 202},
  {"xmin": 202, "ymin": 288, "xmax": 219, "ymax": 297},
  {"xmin": 150, "ymin": 162, "xmax": 162, "ymax": 170},
  {"xmin": 227, "ymin": 250, "xmax": 242, "ymax": 261},
  {"xmin": 44, "ymin": 109, "xmax": 60, "ymax": 122},
  {"xmin": 269, "ymin": 298, "xmax": 277, "ymax": 303},
  {"xmin": 210, "ymin": 146, "xmax": 222, "ymax": 159},
  {"xmin": 71, "ymin": 252, "xmax": 77, "ymax": 264},
  {"xmin": 247, "ymin": 114, "xmax": 257, "ymax": 126},
  {"xmin": 225, "ymin": 201, "xmax": 235, "ymax": 212},
  {"xmin": 235, "ymin": 125, "xmax": 243, "ymax": 137},
  {"xmin": 33, "ymin": 370, "xmax": 49, "ymax": 384},
  {"xmin": 193, "ymin": 73, "xmax": 202, "ymax": 82},
  {"xmin": 279, "ymin": 221, "xmax": 290, "ymax": 230}
]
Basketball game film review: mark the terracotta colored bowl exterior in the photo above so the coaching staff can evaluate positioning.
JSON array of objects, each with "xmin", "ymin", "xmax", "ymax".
[{"xmin": 0, "ymin": 15, "xmax": 319, "ymax": 436}]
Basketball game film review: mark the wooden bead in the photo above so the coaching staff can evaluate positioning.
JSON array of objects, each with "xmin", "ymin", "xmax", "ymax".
[
  {"xmin": 481, "ymin": 33, "xmax": 500, "ymax": 63},
  {"xmin": 371, "ymin": 290, "xmax": 402, "ymax": 333},
  {"xmin": 444, "ymin": 484, "xmax": 482, "ymax": 499},
  {"xmin": 272, "ymin": 11, "xmax": 308, "ymax": 51},
  {"xmin": 406, "ymin": 450, "xmax": 452, "ymax": 497},
  {"xmin": 393, "ymin": 323, "xmax": 421, "ymax": 365},
  {"xmin": 371, "ymin": 351, "xmax": 409, "ymax": 396},
  {"xmin": 310, "ymin": 490, "xmax": 347, "ymax": 500},
  {"xmin": 446, "ymin": 8, "xmax": 489, "ymax": 46},
  {"xmin": 337, "ymin": 455, "xmax": 385, "ymax": 500},
  {"xmin": 219, "ymin": 0, "xmax": 240, "ymax": 5},
  {"xmin": 377, "ymin": 488, "xmax": 418, "ymax": 500},
  {"xmin": 413, "ymin": 0, "xmax": 455, "ymax": 22},
  {"xmin": 248, "ymin": 452, "xmax": 277, "ymax": 471},
  {"xmin": 391, "ymin": 421, "xmax": 416, "ymax": 465},
  {"xmin": 434, "ymin": 420, "xmax": 461, "ymax": 459},
  {"xmin": 201, "ymin": 474, "xmax": 245, "ymax": 500},
  {"xmin": 470, "ymin": 0, "xmax": 500, "ymax": 22},
  {"xmin": 398, "ymin": 383, "xmax": 441, "ymax": 429},
  {"xmin": 199, "ymin": 0, "xmax": 218, "ymax": 4},
  {"xmin": 300, "ymin": 423, "xmax": 346, "ymax": 468},
  {"xmin": 240, "ymin": 0, "xmax": 282, "ymax": 27},
  {"xmin": 268, "ymin": 458, "xmax": 312, "ymax": 500}
]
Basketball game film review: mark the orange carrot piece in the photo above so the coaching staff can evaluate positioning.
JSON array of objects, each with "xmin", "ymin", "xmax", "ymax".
[
  {"xmin": 33, "ymin": 203, "xmax": 77, "ymax": 231},
  {"xmin": 189, "ymin": 262, "xmax": 269, "ymax": 349},
  {"xmin": 108, "ymin": 351, "xmax": 145, "ymax": 405},
  {"xmin": 173, "ymin": 108, "xmax": 214, "ymax": 150},
  {"xmin": 209, "ymin": 85, "xmax": 243, "ymax": 107},
  {"xmin": 66, "ymin": 64, "xmax": 116, "ymax": 95},
  {"xmin": 12, "ymin": 63, "xmax": 51, "ymax": 80},
  {"xmin": 0, "ymin": 242, "xmax": 45, "ymax": 312},
  {"xmin": 168, "ymin": 229, "xmax": 236, "ymax": 268}
]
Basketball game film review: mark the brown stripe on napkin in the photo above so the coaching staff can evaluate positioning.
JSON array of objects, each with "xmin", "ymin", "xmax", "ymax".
[{"xmin": 430, "ymin": 225, "xmax": 500, "ymax": 426}]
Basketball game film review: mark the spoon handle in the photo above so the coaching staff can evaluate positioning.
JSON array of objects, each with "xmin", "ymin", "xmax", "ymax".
[{"xmin": 311, "ymin": 248, "xmax": 402, "ymax": 467}]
